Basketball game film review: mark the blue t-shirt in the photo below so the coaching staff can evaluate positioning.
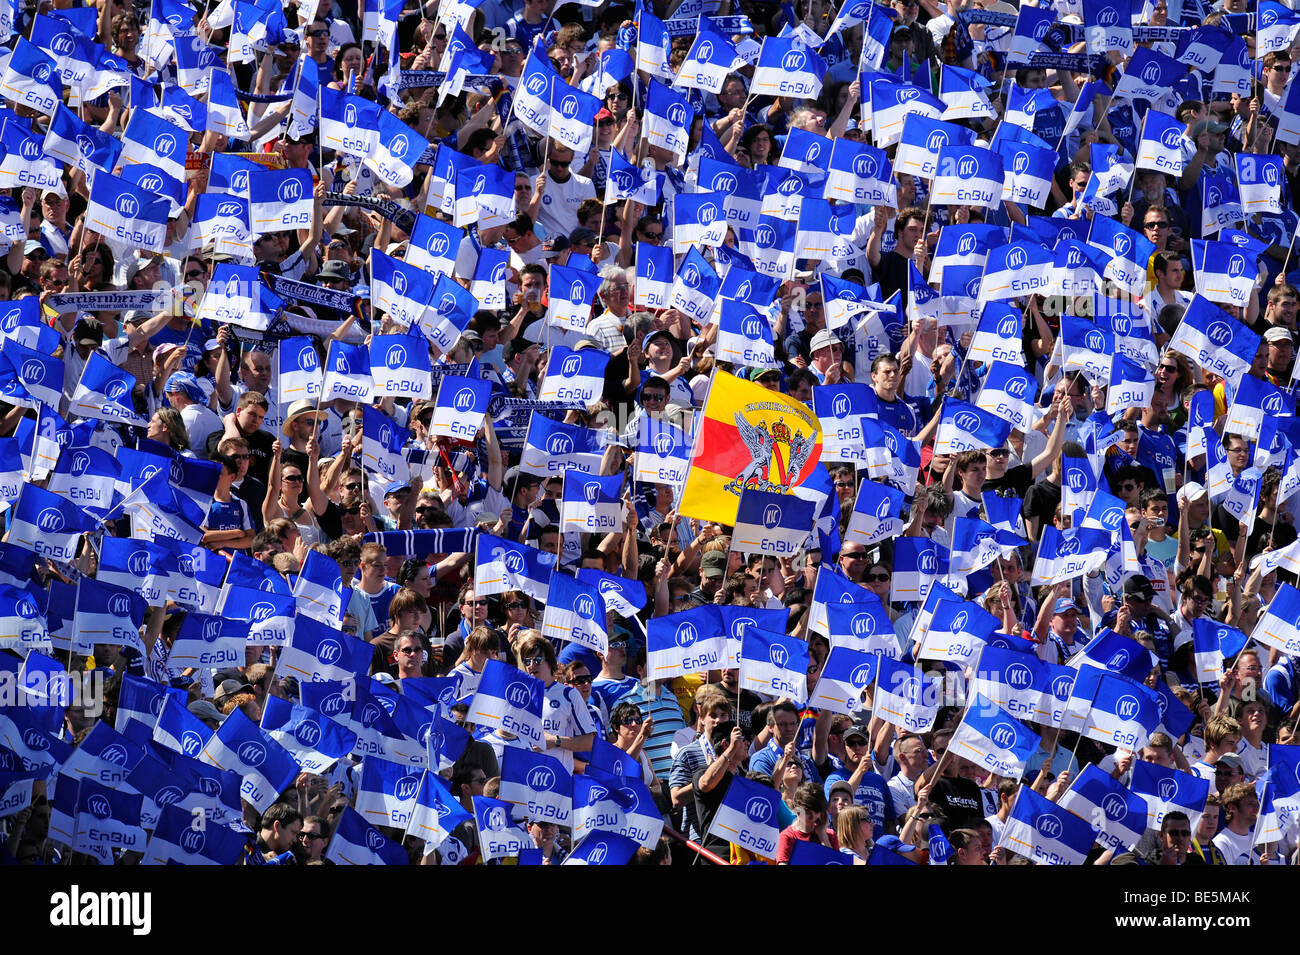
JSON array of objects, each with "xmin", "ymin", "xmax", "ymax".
[
  {"xmin": 364, "ymin": 580, "xmax": 401, "ymax": 631},
  {"xmin": 826, "ymin": 769, "xmax": 895, "ymax": 838},
  {"xmin": 204, "ymin": 496, "xmax": 252, "ymax": 532},
  {"xmin": 591, "ymin": 675, "xmax": 639, "ymax": 713},
  {"xmin": 749, "ymin": 739, "xmax": 823, "ymax": 785}
]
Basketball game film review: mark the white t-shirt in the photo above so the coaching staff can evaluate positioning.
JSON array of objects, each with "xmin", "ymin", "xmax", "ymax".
[
  {"xmin": 535, "ymin": 171, "xmax": 595, "ymax": 243},
  {"xmin": 1211, "ymin": 826, "xmax": 1257, "ymax": 866},
  {"xmin": 181, "ymin": 403, "xmax": 223, "ymax": 459},
  {"xmin": 543, "ymin": 680, "xmax": 600, "ymax": 773}
]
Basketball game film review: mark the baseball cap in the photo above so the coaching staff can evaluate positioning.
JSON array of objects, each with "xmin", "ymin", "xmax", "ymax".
[
  {"xmin": 73, "ymin": 318, "xmax": 104, "ymax": 347},
  {"xmin": 1176, "ymin": 481, "xmax": 1208, "ymax": 504},
  {"xmin": 214, "ymin": 678, "xmax": 254, "ymax": 702},
  {"xmin": 164, "ymin": 372, "xmax": 206, "ymax": 404},
  {"xmin": 748, "ymin": 366, "xmax": 781, "ymax": 382},
  {"xmin": 1123, "ymin": 575, "xmax": 1156, "ymax": 601},
  {"xmin": 1191, "ymin": 118, "xmax": 1228, "ymax": 139},
  {"xmin": 1052, "ymin": 598, "xmax": 1080, "ymax": 616},
  {"xmin": 384, "ymin": 480, "xmax": 411, "ymax": 497},
  {"xmin": 23, "ymin": 240, "xmax": 45, "ymax": 257},
  {"xmin": 595, "ymin": 107, "xmax": 614, "ymax": 122},
  {"xmin": 701, "ymin": 551, "xmax": 728, "ymax": 578},
  {"xmin": 187, "ymin": 699, "xmax": 226, "ymax": 724},
  {"xmin": 842, "ymin": 723, "xmax": 870, "ymax": 742},
  {"xmin": 1264, "ymin": 326, "xmax": 1293, "ymax": 343}
]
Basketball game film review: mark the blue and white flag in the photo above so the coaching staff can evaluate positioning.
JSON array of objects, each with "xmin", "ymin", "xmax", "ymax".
[
  {"xmin": 930, "ymin": 145, "xmax": 1003, "ymax": 209},
  {"xmin": 824, "ymin": 138, "xmax": 894, "ymax": 205},
  {"xmin": 1249, "ymin": 581, "xmax": 1300, "ymax": 656},
  {"xmin": 889, "ymin": 536, "xmax": 949, "ymax": 604},
  {"xmin": 195, "ymin": 263, "xmax": 283, "ymax": 331},
  {"xmin": 371, "ymin": 334, "xmax": 433, "ymax": 401},
  {"xmin": 321, "ymin": 340, "xmax": 372, "ymax": 403},
  {"xmin": 1113, "ymin": 46, "xmax": 1186, "ymax": 102},
  {"xmin": 405, "ymin": 769, "xmax": 472, "ymax": 852},
  {"xmin": 85, "ymin": 170, "xmax": 169, "ymax": 251},
  {"xmin": 428, "ymin": 373, "xmax": 487, "ymax": 440},
  {"xmin": 795, "ymin": 199, "xmax": 855, "ymax": 262},
  {"xmin": 276, "ymin": 613, "xmax": 372, "ymax": 684},
  {"xmin": 1135, "ymin": 109, "xmax": 1186, "ymax": 176},
  {"xmin": 546, "ymin": 262, "xmax": 603, "ymax": 332},
  {"xmin": 1191, "ymin": 617, "xmax": 1248, "ymax": 685},
  {"xmin": 371, "ymin": 249, "xmax": 434, "ymax": 331},
  {"xmin": 808, "ymin": 646, "xmax": 877, "ymax": 716},
  {"xmin": 751, "ymin": 34, "xmax": 825, "ymax": 98},
  {"xmin": 1083, "ymin": 0, "xmax": 1133, "ymax": 53},
  {"xmin": 248, "ymin": 167, "xmax": 313, "ymax": 234},
  {"xmin": 153, "ymin": 695, "xmax": 213, "ymax": 759},
  {"xmin": 221, "ymin": 586, "xmax": 295, "ymax": 647},
  {"xmin": 324, "ymin": 806, "xmax": 409, "ymax": 865},
  {"xmin": 1131, "ymin": 760, "xmax": 1211, "ymax": 832},
  {"xmin": 520, "ymin": 415, "xmax": 604, "ymax": 478},
  {"xmin": 669, "ymin": 247, "xmax": 721, "ymax": 322},
  {"xmin": 356, "ymin": 755, "xmax": 424, "ymax": 828},
  {"xmin": 1167, "ymin": 295, "xmax": 1259, "ymax": 385},
  {"xmin": 142, "ymin": 804, "xmax": 245, "ymax": 865},
  {"xmin": 1058, "ymin": 763, "xmax": 1148, "ymax": 852},
  {"xmin": 845, "ymin": 480, "xmax": 905, "ymax": 546},
  {"xmin": 970, "ymin": 645, "xmax": 1050, "ymax": 723},
  {"xmin": 320, "ymin": 86, "xmax": 381, "ymax": 158},
  {"xmin": 1087, "ymin": 215, "xmax": 1156, "ymax": 296},
  {"xmin": 672, "ymin": 189, "xmax": 728, "ymax": 253},
  {"xmin": 499, "ymin": 747, "xmax": 573, "ymax": 827},
  {"xmin": 935, "ymin": 398, "xmax": 1013, "ymax": 455},
  {"xmin": 1258, "ymin": 0, "xmax": 1300, "ymax": 56},
  {"xmin": 560, "ymin": 471, "xmax": 623, "ymax": 536},
  {"xmin": 938, "ymin": 63, "xmax": 995, "ymax": 120},
  {"xmin": 468, "ymin": 660, "xmax": 544, "ymax": 748},
  {"xmin": 739, "ymin": 626, "xmax": 809, "ymax": 703},
  {"xmin": 1030, "ymin": 525, "xmax": 1111, "ymax": 584},
  {"xmin": 968, "ymin": 302, "xmax": 1025, "ymax": 365},
  {"xmin": 367, "ymin": 108, "xmax": 430, "ymax": 190},
  {"xmin": 406, "ymin": 214, "xmax": 463, "ymax": 276},
  {"xmin": 166, "ymin": 610, "xmax": 243, "ymax": 671},
  {"xmin": 1191, "ymin": 239, "xmax": 1258, "ymax": 309},
  {"xmin": 199, "ymin": 708, "xmax": 299, "ymax": 813},
  {"xmin": 119, "ymin": 108, "xmax": 186, "ymax": 183},
  {"xmin": 949, "ymin": 515, "xmax": 1026, "ymax": 576},
  {"xmin": 116, "ymin": 673, "xmax": 186, "ymax": 739},
  {"xmin": 72, "ymin": 576, "xmax": 145, "ymax": 655},
  {"xmin": 1201, "ymin": 169, "xmax": 1243, "ymax": 236},
  {"xmin": 191, "ymin": 193, "xmax": 251, "ymax": 261},
  {"xmin": 454, "ymin": 161, "xmax": 514, "ymax": 229},
  {"xmin": 472, "ymin": 794, "xmax": 532, "ymax": 861},
  {"xmin": 0, "ymin": 37, "xmax": 63, "ymax": 114},
  {"xmin": 1235, "ymin": 152, "xmax": 1284, "ymax": 215},
  {"xmin": 824, "ymin": 596, "xmax": 896, "ymax": 656},
  {"xmin": 1224, "ymin": 373, "xmax": 1292, "ymax": 443},
  {"xmin": 565, "ymin": 830, "xmax": 642, "ymax": 866},
  {"xmin": 1081, "ymin": 672, "xmax": 1160, "ymax": 752},
  {"xmin": 894, "ymin": 113, "xmax": 976, "ymax": 180},
  {"xmin": 994, "ymin": 140, "xmax": 1056, "ymax": 208},
  {"xmin": 732, "ymin": 488, "xmax": 814, "ymax": 557},
  {"xmin": 8, "ymin": 482, "xmax": 96, "ymax": 561},
  {"xmin": 538, "ymin": 346, "xmax": 610, "ymax": 406},
  {"xmin": 869, "ymin": 76, "xmax": 942, "ymax": 148},
  {"xmin": 606, "ymin": 148, "xmax": 661, "ymax": 205},
  {"xmin": 1075, "ymin": 628, "xmax": 1157, "ymax": 683},
  {"xmin": 43, "ymin": 103, "xmax": 122, "ymax": 174},
  {"xmin": 1004, "ymin": 84, "xmax": 1057, "ymax": 129},
  {"xmin": 975, "ymin": 360, "xmax": 1036, "ymax": 432},
  {"xmin": 646, "ymin": 605, "xmax": 727, "ymax": 678},
  {"xmin": 541, "ymin": 570, "xmax": 608, "ymax": 653},
  {"xmin": 873, "ymin": 656, "xmax": 940, "ymax": 733},
  {"xmin": 813, "ymin": 382, "xmax": 874, "ymax": 466},
  {"xmin": 474, "ymin": 533, "xmax": 554, "ymax": 602},
  {"xmin": 1000, "ymin": 784, "xmax": 1098, "ymax": 865},
  {"xmin": 675, "ymin": 18, "xmax": 741, "ymax": 94},
  {"xmin": 715, "ymin": 298, "xmax": 775, "ymax": 368},
  {"xmin": 950, "ymin": 695, "xmax": 1040, "ymax": 779},
  {"xmin": 470, "ymin": 247, "xmax": 508, "ymax": 311},
  {"xmin": 635, "ymin": 242, "xmax": 674, "ymax": 310},
  {"xmin": 359, "ymin": 405, "xmax": 409, "ymax": 489},
  {"xmin": 917, "ymin": 598, "xmax": 998, "ymax": 666},
  {"xmin": 707, "ymin": 774, "xmax": 780, "ymax": 859}
]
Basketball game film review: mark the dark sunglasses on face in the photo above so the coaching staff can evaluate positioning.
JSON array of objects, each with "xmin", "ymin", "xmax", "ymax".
[{"xmin": 568, "ymin": 674, "xmax": 593, "ymax": 685}]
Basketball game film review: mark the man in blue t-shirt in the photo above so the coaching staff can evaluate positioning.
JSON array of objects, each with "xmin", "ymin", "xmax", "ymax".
[
  {"xmin": 749, "ymin": 701, "xmax": 823, "ymax": 784},
  {"xmin": 825, "ymin": 723, "xmax": 896, "ymax": 838}
]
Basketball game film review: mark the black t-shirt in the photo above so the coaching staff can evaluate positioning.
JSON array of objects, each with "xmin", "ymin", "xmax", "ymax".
[
  {"xmin": 692, "ymin": 764, "xmax": 734, "ymax": 855},
  {"xmin": 929, "ymin": 776, "xmax": 986, "ymax": 832},
  {"xmin": 874, "ymin": 250, "xmax": 910, "ymax": 304},
  {"xmin": 1022, "ymin": 476, "xmax": 1061, "ymax": 530},
  {"xmin": 983, "ymin": 464, "xmax": 1033, "ymax": 499}
]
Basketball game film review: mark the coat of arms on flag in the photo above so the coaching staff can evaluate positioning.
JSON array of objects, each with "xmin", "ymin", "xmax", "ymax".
[{"xmin": 677, "ymin": 370, "xmax": 822, "ymax": 524}]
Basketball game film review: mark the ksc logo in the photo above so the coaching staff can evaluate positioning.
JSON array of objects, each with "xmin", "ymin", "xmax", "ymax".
[
  {"xmin": 745, "ymin": 796, "xmax": 772, "ymax": 823},
  {"xmin": 769, "ymin": 643, "xmax": 788, "ymax": 667},
  {"xmin": 505, "ymin": 681, "xmax": 533, "ymax": 707},
  {"xmin": 316, "ymin": 639, "xmax": 344, "ymax": 665},
  {"xmin": 782, "ymin": 50, "xmax": 805, "ymax": 71},
  {"xmin": 675, "ymin": 623, "xmax": 697, "ymax": 647},
  {"xmin": 115, "ymin": 194, "xmax": 140, "ymax": 217},
  {"xmin": 278, "ymin": 178, "xmax": 303, "ymax": 203},
  {"xmin": 36, "ymin": 508, "xmax": 64, "ymax": 532}
]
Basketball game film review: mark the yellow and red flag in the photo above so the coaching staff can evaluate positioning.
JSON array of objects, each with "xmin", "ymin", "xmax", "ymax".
[{"xmin": 677, "ymin": 370, "xmax": 823, "ymax": 525}]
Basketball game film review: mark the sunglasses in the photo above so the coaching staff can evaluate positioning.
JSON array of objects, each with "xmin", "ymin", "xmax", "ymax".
[
  {"xmin": 505, "ymin": 601, "xmax": 527, "ymax": 610},
  {"xmin": 641, "ymin": 230, "xmax": 663, "ymax": 240},
  {"xmin": 342, "ymin": 482, "xmax": 362, "ymax": 491},
  {"xmin": 463, "ymin": 598, "xmax": 488, "ymax": 606},
  {"xmin": 521, "ymin": 654, "xmax": 546, "ymax": 667},
  {"xmin": 608, "ymin": 640, "xmax": 627, "ymax": 651},
  {"xmin": 550, "ymin": 159, "xmax": 571, "ymax": 168},
  {"xmin": 1144, "ymin": 221, "xmax": 1170, "ymax": 229},
  {"xmin": 282, "ymin": 474, "xmax": 304, "ymax": 483},
  {"xmin": 340, "ymin": 505, "xmax": 362, "ymax": 515},
  {"xmin": 397, "ymin": 646, "xmax": 423, "ymax": 655},
  {"xmin": 864, "ymin": 572, "xmax": 890, "ymax": 582}
]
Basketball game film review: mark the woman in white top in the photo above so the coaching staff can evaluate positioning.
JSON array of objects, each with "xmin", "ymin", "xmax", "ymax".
[
  {"xmin": 263, "ymin": 438, "xmax": 330, "ymax": 547},
  {"xmin": 515, "ymin": 631, "xmax": 597, "ymax": 774},
  {"xmin": 449, "ymin": 625, "xmax": 499, "ymax": 704}
]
